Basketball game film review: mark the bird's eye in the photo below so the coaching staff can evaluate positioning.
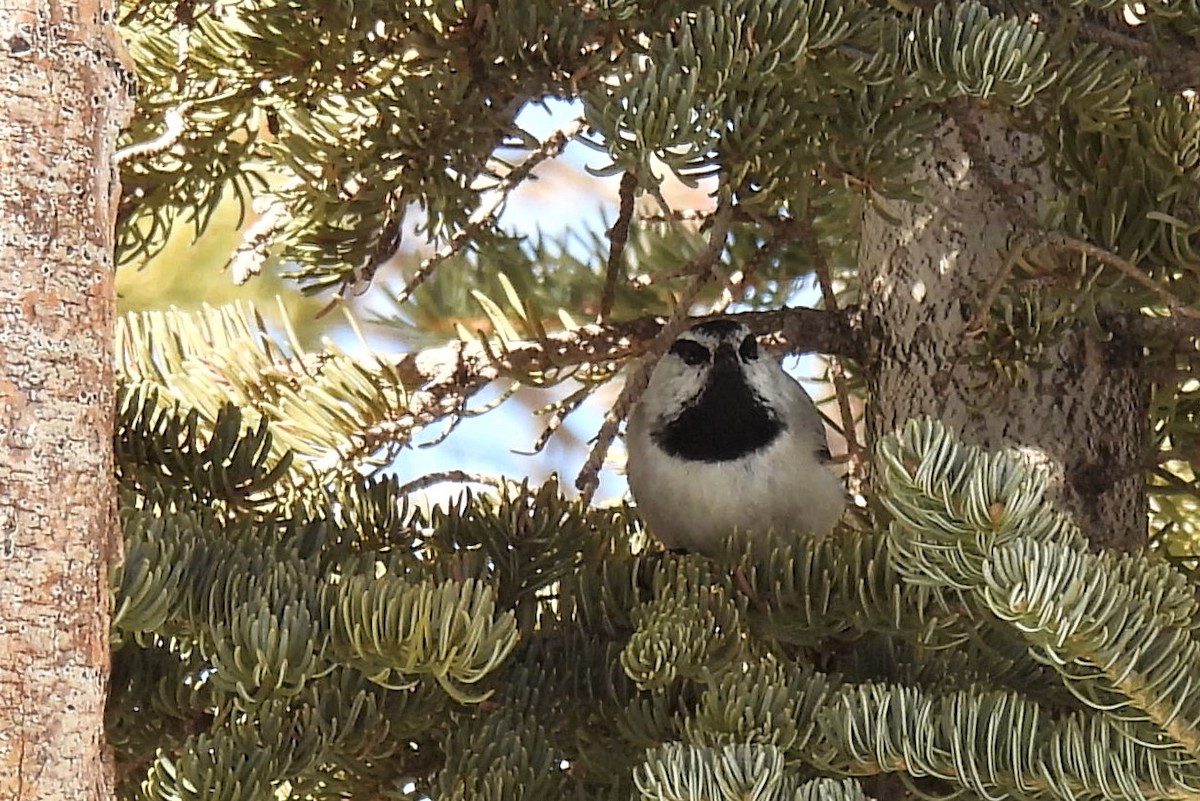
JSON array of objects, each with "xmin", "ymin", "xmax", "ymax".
[
  {"xmin": 738, "ymin": 335, "xmax": 759, "ymax": 361},
  {"xmin": 669, "ymin": 340, "xmax": 710, "ymax": 366}
]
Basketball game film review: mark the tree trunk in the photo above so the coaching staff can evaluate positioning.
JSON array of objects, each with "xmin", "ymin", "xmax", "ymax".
[
  {"xmin": 0, "ymin": 2, "xmax": 131, "ymax": 797},
  {"xmin": 860, "ymin": 111, "xmax": 1148, "ymax": 552}
]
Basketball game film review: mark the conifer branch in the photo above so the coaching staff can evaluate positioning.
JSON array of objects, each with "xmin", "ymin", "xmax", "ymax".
[
  {"xmin": 123, "ymin": 296, "xmax": 1192, "ymax": 482},
  {"xmin": 351, "ymin": 303, "xmax": 1193, "ymax": 471},
  {"xmin": 1067, "ymin": 15, "xmax": 1200, "ymax": 93},
  {"xmin": 952, "ymin": 100, "xmax": 1200, "ymax": 323},
  {"xmin": 117, "ymin": 302, "xmax": 862, "ymax": 480},
  {"xmin": 1048, "ymin": 233, "xmax": 1200, "ymax": 320}
]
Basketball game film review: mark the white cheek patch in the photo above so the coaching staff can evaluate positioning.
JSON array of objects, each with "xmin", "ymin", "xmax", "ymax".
[{"xmin": 643, "ymin": 364, "xmax": 709, "ymax": 427}]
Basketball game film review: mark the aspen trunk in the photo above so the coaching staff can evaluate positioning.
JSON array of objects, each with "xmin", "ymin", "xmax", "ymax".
[
  {"xmin": 860, "ymin": 113, "xmax": 1148, "ymax": 552},
  {"xmin": 0, "ymin": 1, "xmax": 131, "ymax": 797}
]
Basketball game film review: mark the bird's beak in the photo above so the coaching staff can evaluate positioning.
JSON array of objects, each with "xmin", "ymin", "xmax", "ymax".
[{"xmin": 712, "ymin": 344, "xmax": 739, "ymax": 374}]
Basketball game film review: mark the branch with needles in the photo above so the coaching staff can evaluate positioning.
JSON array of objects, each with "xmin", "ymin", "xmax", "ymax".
[
  {"xmin": 181, "ymin": 296, "xmax": 1198, "ymax": 491},
  {"xmin": 1048, "ymin": 234, "xmax": 1200, "ymax": 320},
  {"xmin": 950, "ymin": 100, "xmax": 1200, "ymax": 329}
]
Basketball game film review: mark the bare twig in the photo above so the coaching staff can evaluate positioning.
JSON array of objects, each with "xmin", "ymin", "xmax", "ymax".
[
  {"xmin": 639, "ymin": 208, "xmax": 711, "ymax": 226},
  {"xmin": 519, "ymin": 383, "xmax": 596, "ymax": 456},
  {"xmin": 417, "ymin": 381, "xmax": 521, "ymax": 450},
  {"xmin": 395, "ymin": 117, "xmax": 589, "ymax": 306},
  {"xmin": 1048, "ymin": 233, "xmax": 1200, "ymax": 320},
  {"xmin": 964, "ymin": 245, "xmax": 1027, "ymax": 337},
  {"xmin": 600, "ymin": 171, "xmax": 638, "ymax": 323},
  {"xmin": 574, "ymin": 203, "xmax": 735, "ymax": 504},
  {"xmin": 395, "ymin": 470, "xmax": 507, "ymax": 497},
  {"xmin": 115, "ymin": 101, "xmax": 194, "ymax": 164},
  {"xmin": 798, "ymin": 216, "xmax": 864, "ymax": 475},
  {"xmin": 226, "ymin": 206, "xmax": 283, "ymax": 285}
]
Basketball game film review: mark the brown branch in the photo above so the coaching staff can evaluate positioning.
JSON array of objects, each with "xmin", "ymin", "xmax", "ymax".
[
  {"xmin": 639, "ymin": 208, "xmax": 711, "ymax": 225},
  {"xmin": 1027, "ymin": 7, "xmax": 1200, "ymax": 94},
  {"xmin": 276, "ymin": 303, "xmax": 1200, "ymax": 480},
  {"xmin": 1121, "ymin": 313, "xmax": 1200, "ymax": 346},
  {"xmin": 1076, "ymin": 18, "xmax": 1200, "ymax": 94},
  {"xmin": 395, "ymin": 470, "xmax": 507, "ymax": 497},
  {"xmin": 797, "ymin": 216, "xmax": 865, "ymax": 473},
  {"xmin": 599, "ymin": 171, "xmax": 638, "ymax": 323},
  {"xmin": 1048, "ymin": 233, "xmax": 1200, "ymax": 320}
]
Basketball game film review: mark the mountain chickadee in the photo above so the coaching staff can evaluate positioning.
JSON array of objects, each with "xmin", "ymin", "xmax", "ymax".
[{"xmin": 626, "ymin": 318, "xmax": 845, "ymax": 553}]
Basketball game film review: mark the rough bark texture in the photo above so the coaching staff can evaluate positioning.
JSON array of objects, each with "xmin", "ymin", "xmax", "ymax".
[
  {"xmin": 0, "ymin": 1, "xmax": 130, "ymax": 798},
  {"xmin": 860, "ymin": 113, "xmax": 1148, "ymax": 552}
]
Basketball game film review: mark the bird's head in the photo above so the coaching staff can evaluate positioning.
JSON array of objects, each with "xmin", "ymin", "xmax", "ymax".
[{"xmin": 638, "ymin": 319, "xmax": 786, "ymax": 462}]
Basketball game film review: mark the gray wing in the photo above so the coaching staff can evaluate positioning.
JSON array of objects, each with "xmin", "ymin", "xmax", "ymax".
[{"xmin": 786, "ymin": 374, "xmax": 834, "ymax": 463}]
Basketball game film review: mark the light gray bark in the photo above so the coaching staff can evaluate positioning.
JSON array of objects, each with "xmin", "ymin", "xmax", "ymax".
[
  {"xmin": 0, "ymin": 1, "xmax": 131, "ymax": 797},
  {"xmin": 860, "ymin": 112, "xmax": 1147, "ymax": 551}
]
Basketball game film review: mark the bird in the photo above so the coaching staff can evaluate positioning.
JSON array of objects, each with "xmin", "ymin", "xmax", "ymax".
[{"xmin": 625, "ymin": 318, "xmax": 845, "ymax": 554}]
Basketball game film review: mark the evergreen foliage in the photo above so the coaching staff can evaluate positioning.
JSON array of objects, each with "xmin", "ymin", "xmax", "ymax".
[
  {"xmin": 112, "ymin": 399, "xmax": 1200, "ymax": 799},
  {"xmin": 109, "ymin": 0, "xmax": 1200, "ymax": 798}
]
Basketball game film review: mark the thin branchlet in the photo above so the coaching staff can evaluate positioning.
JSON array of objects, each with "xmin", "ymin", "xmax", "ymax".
[
  {"xmin": 574, "ymin": 202, "xmax": 735, "ymax": 504},
  {"xmin": 600, "ymin": 171, "xmax": 639, "ymax": 324},
  {"xmin": 395, "ymin": 117, "xmax": 589, "ymax": 307},
  {"xmin": 115, "ymin": 101, "xmax": 194, "ymax": 164},
  {"xmin": 395, "ymin": 470, "xmax": 508, "ymax": 497},
  {"xmin": 799, "ymin": 216, "xmax": 864, "ymax": 476}
]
